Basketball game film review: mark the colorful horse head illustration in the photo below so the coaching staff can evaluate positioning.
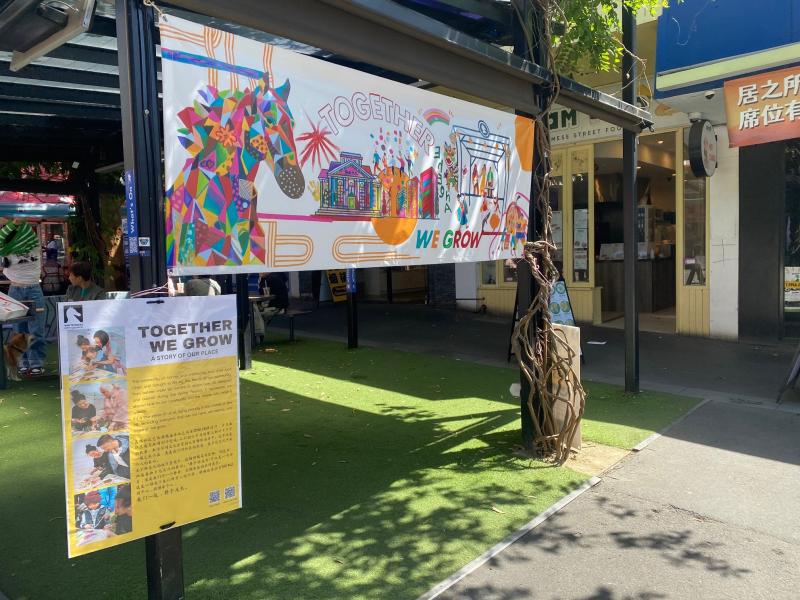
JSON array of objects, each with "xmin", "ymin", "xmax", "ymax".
[{"xmin": 166, "ymin": 75, "xmax": 304, "ymax": 267}]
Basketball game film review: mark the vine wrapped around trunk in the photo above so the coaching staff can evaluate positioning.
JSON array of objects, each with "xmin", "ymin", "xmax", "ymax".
[{"xmin": 512, "ymin": 0, "xmax": 586, "ymax": 464}]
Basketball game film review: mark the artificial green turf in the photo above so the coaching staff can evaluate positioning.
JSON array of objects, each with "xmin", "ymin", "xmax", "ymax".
[
  {"xmin": 581, "ymin": 382, "xmax": 702, "ymax": 449},
  {"xmin": 0, "ymin": 338, "xmax": 696, "ymax": 600}
]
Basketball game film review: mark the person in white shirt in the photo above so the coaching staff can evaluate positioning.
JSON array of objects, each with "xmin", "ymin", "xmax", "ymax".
[{"xmin": 0, "ymin": 218, "xmax": 46, "ymax": 376}]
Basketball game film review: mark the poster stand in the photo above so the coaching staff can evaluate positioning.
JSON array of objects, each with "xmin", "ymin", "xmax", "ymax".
[{"xmin": 507, "ymin": 276, "xmax": 584, "ymax": 365}]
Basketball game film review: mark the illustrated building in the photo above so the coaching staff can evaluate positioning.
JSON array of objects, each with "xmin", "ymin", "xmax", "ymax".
[
  {"xmin": 419, "ymin": 167, "xmax": 437, "ymax": 219},
  {"xmin": 317, "ymin": 152, "xmax": 381, "ymax": 216},
  {"xmin": 317, "ymin": 153, "xmax": 439, "ymax": 220}
]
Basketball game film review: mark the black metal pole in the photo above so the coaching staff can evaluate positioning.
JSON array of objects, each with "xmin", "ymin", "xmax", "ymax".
[
  {"xmin": 236, "ymin": 274, "xmax": 252, "ymax": 370},
  {"xmin": 512, "ymin": 0, "xmax": 547, "ymax": 454},
  {"xmin": 346, "ymin": 291, "xmax": 358, "ymax": 348},
  {"xmin": 116, "ymin": 1, "xmax": 184, "ymax": 598},
  {"xmin": 346, "ymin": 268, "xmax": 358, "ymax": 348},
  {"xmin": 622, "ymin": 4, "xmax": 640, "ymax": 393}
]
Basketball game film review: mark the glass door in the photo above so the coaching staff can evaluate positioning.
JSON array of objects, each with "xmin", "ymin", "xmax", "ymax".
[
  {"xmin": 568, "ymin": 147, "xmax": 592, "ymax": 285},
  {"xmin": 784, "ymin": 141, "xmax": 800, "ymax": 333},
  {"xmin": 550, "ymin": 150, "xmax": 565, "ymax": 276}
]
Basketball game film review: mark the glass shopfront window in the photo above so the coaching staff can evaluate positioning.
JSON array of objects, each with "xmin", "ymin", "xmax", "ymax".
[
  {"xmin": 480, "ymin": 261, "xmax": 497, "ymax": 285},
  {"xmin": 784, "ymin": 141, "xmax": 800, "ymax": 320},
  {"xmin": 502, "ymin": 259, "xmax": 519, "ymax": 283},
  {"xmin": 683, "ymin": 130, "xmax": 707, "ymax": 285},
  {"xmin": 571, "ymin": 149, "xmax": 590, "ymax": 282},
  {"xmin": 550, "ymin": 151, "xmax": 564, "ymax": 275}
]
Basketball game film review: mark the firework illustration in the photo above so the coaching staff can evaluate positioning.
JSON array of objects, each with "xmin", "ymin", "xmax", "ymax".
[{"xmin": 297, "ymin": 117, "xmax": 340, "ymax": 170}]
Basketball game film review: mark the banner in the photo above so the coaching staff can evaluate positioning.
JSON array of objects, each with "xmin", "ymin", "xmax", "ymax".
[
  {"xmin": 58, "ymin": 296, "xmax": 241, "ymax": 557},
  {"xmin": 160, "ymin": 16, "xmax": 534, "ymax": 275},
  {"xmin": 723, "ymin": 65, "xmax": 800, "ymax": 147}
]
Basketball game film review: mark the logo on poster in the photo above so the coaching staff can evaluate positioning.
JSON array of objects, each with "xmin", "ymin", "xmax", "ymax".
[{"xmin": 63, "ymin": 305, "xmax": 84, "ymax": 327}]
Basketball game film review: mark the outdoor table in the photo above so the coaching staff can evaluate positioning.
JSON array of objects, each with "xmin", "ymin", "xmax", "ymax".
[
  {"xmin": 0, "ymin": 313, "xmax": 39, "ymax": 390},
  {"xmin": 75, "ymin": 473, "xmax": 129, "ymax": 493}
]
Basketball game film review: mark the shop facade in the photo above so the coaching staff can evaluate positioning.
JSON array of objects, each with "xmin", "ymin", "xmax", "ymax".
[
  {"xmin": 459, "ymin": 0, "xmax": 799, "ymax": 343},
  {"xmin": 461, "ymin": 101, "xmax": 727, "ymax": 339}
]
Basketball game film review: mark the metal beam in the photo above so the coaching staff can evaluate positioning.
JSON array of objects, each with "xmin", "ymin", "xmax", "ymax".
[
  {"xmin": 622, "ymin": 5, "xmax": 640, "ymax": 393},
  {"xmin": 0, "ymin": 59, "xmax": 120, "ymax": 89},
  {"xmin": 403, "ymin": 0, "xmax": 512, "ymax": 25},
  {"xmin": 394, "ymin": 0, "xmax": 513, "ymax": 44},
  {"xmin": 0, "ymin": 178, "xmax": 81, "ymax": 194},
  {"xmin": 165, "ymin": 0, "xmax": 652, "ymax": 130},
  {"xmin": 88, "ymin": 15, "xmax": 119, "ymax": 38},
  {"xmin": 45, "ymin": 43, "xmax": 120, "ymax": 67},
  {"xmin": 0, "ymin": 115, "xmax": 119, "ymax": 129},
  {"xmin": 0, "ymin": 82, "xmax": 120, "ymax": 107},
  {"xmin": 0, "ymin": 98, "xmax": 121, "ymax": 120},
  {"xmin": 0, "ymin": 146, "xmax": 91, "ymax": 162}
]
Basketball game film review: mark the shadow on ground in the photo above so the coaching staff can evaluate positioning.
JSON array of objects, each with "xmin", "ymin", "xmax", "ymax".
[{"xmin": 0, "ymin": 338, "xmax": 585, "ymax": 600}]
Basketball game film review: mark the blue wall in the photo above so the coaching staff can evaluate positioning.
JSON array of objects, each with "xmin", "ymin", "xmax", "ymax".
[{"xmin": 656, "ymin": 0, "xmax": 800, "ymax": 74}]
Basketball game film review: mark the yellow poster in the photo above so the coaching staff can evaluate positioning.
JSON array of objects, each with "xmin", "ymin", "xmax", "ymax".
[
  {"xmin": 327, "ymin": 269, "xmax": 348, "ymax": 302},
  {"xmin": 58, "ymin": 296, "xmax": 241, "ymax": 557}
]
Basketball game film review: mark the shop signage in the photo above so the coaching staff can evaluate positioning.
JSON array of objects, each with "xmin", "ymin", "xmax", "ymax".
[
  {"xmin": 346, "ymin": 268, "xmax": 357, "ymax": 294},
  {"xmin": 327, "ymin": 270, "xmax": 348, "ymax": 302},
  {"xmin": 160, "ymin": 15, "xmax": 534, "ymax": 275},
  {"xmin": 549, "ymin": 279, "xmax": 576, "ymax": 327},
  {"xmin": 687, "ymin": 119, "xmax": 717, "ymax": 177},
  {"xmin": 548, "ymin": 105, "xmax": 623, "ymax": 146},
  {"xmin": 58, "ymin": 296, "xmax": 241, "ymax": 557},
  {"xmin": 124, "ymin": 170, "xmax": 138, "ymax": 257},
  {"xmin": 548, "ymin": 97, "xmax": 686, "ymax": 147},
  {"xmin": 723, "ymin": 65, "xmax": 800, "ymax": 147}
]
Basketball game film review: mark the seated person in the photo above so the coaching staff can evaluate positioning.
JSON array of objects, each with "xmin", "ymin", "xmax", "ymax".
[
  {"xmin": 184, "ymin": 275, "xmax": 221, "ymax": 296},
  {"xmin": 260, "ymin": 272, "xmax": 289, "ymax": 314},
  {"xmin": 252, "ymin": 272, "xmax": 289, "ymax": 340},
  {"xmin": 65, "ymin": 261, "xmax": 106, "ymax": 301}
]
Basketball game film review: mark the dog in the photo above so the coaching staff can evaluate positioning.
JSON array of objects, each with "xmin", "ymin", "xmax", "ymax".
[{"xmin": 4, "ymin": 332, "xmax": 34, "ymax": 381}]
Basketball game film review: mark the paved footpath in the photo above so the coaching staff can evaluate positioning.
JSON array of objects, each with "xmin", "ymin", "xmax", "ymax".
[
  {"xmin": 436, "ymin": 399, "xmax": 800, "ymax": 599},
  {"xmin": 278, "ymin": 302, "xmax": 794, "ymax": 402}
]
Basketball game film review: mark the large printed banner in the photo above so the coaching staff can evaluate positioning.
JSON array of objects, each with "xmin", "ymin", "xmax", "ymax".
[
  {"xmin": 160, "ymin": 16, "xmax": 534, "ymax": 275},
  {"xmin": 58, "ymin": 296, "xmax": 241, "ymax": 557}
]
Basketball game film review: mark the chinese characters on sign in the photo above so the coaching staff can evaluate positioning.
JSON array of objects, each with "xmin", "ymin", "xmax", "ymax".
[
  {"xmin": 58, "ymin": 296, "xmax": 241, "ymax": 557},
  {"xmin": 724, "ymin": 66, "xmax": 800, "ymax": 147}
]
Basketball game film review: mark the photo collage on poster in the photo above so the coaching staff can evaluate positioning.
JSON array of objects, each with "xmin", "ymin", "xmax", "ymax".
[{"xmin": 64, "ymin": 327, "xmax": 133, "ymax": 548}]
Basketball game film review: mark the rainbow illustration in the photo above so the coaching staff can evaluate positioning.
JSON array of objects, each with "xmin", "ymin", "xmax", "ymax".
[{"xmin": 422, "ymin": 107, "xmax": 450, "ymax": 127}]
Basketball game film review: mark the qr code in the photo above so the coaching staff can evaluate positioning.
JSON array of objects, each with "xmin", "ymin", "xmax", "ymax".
[
  {"xmin": 224, "ymin": 485, "xmax": 236, "ymax": 501},
  {"xmin": 209, "ymin": 490, "xmax": 220, "ymax": 505}
]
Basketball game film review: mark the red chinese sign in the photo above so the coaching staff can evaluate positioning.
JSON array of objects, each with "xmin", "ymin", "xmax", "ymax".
[{"xmin": 723, "ymin": 65, "xmax": 800, "ymax": 147}]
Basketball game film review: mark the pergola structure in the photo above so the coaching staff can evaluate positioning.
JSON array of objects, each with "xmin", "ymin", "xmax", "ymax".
[
  {"xmin": 0, "ymin": 1, "xmax": 650, "ymax": 597},
  {"xmin": 0, "ymin": 0, "xmax": 651, "ymax": 163}
]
